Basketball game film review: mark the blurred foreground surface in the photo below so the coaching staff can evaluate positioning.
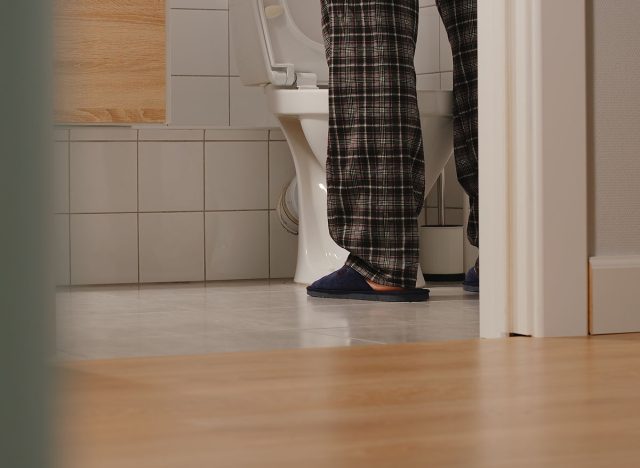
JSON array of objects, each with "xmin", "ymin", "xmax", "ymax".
[{"xmin": 57, "ymin": 334, "xmax": 640, "ymax": 468}]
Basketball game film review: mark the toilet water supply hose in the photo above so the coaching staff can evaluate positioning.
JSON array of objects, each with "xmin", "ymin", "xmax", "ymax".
[{"xmin": 277, "ymin": 177, "xmax": 299, "ymax": 235}]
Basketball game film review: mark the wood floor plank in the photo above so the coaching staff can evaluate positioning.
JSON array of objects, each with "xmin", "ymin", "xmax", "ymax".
[{"xmin": 57, "ymin": 335, "xmax": 640, "ymax": 468}]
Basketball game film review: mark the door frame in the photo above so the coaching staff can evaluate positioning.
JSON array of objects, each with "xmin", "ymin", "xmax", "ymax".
[{"xmin": 478, "ymin": 0, "xmax": 589, "ymax": 338}]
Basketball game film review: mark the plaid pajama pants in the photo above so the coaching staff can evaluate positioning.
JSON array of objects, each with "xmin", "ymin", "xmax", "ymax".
[
  {"xmin": 437, "ymin": 0, "xmax": 479, "ymax": 250},
  {"xmin": 321, "ymin": 0, "xmax": 478, "ymax": 288}
]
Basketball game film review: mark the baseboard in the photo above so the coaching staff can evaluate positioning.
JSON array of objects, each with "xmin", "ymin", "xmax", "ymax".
[{"xmin": 589, "ymin": 256, "xmax": 640, "ymax": 335}]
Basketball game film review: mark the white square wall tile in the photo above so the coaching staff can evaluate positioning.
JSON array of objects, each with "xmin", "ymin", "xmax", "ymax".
[
  {"xmin": 70, "ymin": 214, "xmax": 138, "ymax": 285},
  {"xmin": 444, "ymin": 157, "xmax": 463, "ymax": 208},
  {"xmin": 205, "ymin": 129, "xmax": 268, "ymax": 141},
  {"xmin": 171, "ymin": 9, "xmax": 228, "ymax": 75},
  {"xmin": 415, "ymin": 7, "xmax": 440, "ymax": 75},
  {"xmin": 269, "ymin": 141, "xmax": 295, "ymax": 209},
  {"xmin": 70, "ymin": 127, "xmax": 137, "ymax": 141},
  {"xmin": 445, "ymin": 208, "xmax": 464, "ymax": 226},
  {"xmin": 440, "ymin": 18, "xmax": 454, "ymax": 72},
  {"xmin": 169, "ymin": 0, "xmax": 228, "ymax": 9},
  {"xmin": 441, "ymin": 71, "xmax": 453, "ymax": 91},
  {"xmin": 53, "ymin": 127, "xmax": 69, "ymax": 141},
  {"xmin": 139, "ymin": 213, "xmax": 204, "ymax": 283},
  {"xmin": 53, "ymin": 142, "xmax": 69, "ymax": 213},
  {"xmin": 425, "ymin": 158, "xmax": 463, "ymax": 209},
  {"xmin": 269, "ymin": 129, "xmax": 286, "ymax": 141},
  {"xmin": 425, "ymin": 207, "xmax": 439, "ymax": 225},
  {"xmin": 205, "ymin": 211, "xmax": 269, "ymax": 280},
  {"xmin": 70, "ymin": 142, "xmax": 137, "ymax": 213},
  {"xmin": 416, "ymin": 73, "xmax": 441, "ymax": 91},
  {"xmin": 139, "ymin": 142, "xmax": 204, "ymax": 212},
  {"xmin": 269, "ymin": 211, "xmax": 297, "ymax": 279},
  {"xmin": 171, "ymin": 76, "xmax": 229, "ymax": 126},
  {"xmin": 230, "ymin": 77, "xmax": 279, "ymax": 127},
  {"xmin": 205, "ymin": 141, "xmax": 268, "ymax": 210},
  {"xmin": 138, "ymin": 129, "xmax": 204, "ymax": 141},
  {"xmin": 54, "ymin": 214, "xmax": 70, "ymax": 286},
  {"xmin": 228, "ymin": 24, "xmax": 239, "ymax": 76}
]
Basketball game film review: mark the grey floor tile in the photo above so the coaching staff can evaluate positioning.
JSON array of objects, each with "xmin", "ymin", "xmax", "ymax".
[{"xmin": 55, "ymin": 281, "xmax": 479, "ymax": 359}]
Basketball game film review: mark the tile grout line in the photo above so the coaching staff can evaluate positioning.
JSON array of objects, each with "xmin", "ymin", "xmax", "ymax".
[
  {"xmin": 267, "ymin": 139, "xmax": 271, "ymax": 279},
  {"xmin": 227, "ymin": 9, "xmax": 231, "ymax": 127},
  {"xmin": 137, "ymin": 130, "xmax": 141, "ymax": 284},
  {"xmin": 67, "ymin": 135, "xmax": 72, "ymax": 286},
  {"xmin": 202, "ymin": 131, "xmax": 207, "ymax": 282}
]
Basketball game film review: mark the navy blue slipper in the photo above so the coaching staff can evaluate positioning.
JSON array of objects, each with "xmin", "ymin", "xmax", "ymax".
[
  {"xmin": 307, "ymin": 266, "xmax": 430, "ymax": 302},
  {"xmin": 462, "ymin": 263, "xmax": 479, "ymax": 293}
]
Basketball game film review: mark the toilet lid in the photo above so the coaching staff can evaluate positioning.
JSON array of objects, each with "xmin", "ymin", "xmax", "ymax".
[{"xmin": 261, "ymin": 0, "xmax": 328, "ymax": 86}]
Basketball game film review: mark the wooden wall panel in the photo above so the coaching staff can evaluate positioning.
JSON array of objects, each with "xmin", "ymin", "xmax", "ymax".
[{"xmin": 54, "ymin": 0, "xmax": 166, "ymax": 124}]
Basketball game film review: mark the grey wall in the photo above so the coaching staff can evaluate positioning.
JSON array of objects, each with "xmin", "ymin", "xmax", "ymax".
[{"xmin": 588, "ymin": 0, "xmax": 640, "ymax": 256}]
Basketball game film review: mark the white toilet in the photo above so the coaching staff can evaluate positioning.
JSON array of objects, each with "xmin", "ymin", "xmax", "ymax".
[{"xmin": 230, "ymin": 0, "xmax": 454, "ymax": 285}]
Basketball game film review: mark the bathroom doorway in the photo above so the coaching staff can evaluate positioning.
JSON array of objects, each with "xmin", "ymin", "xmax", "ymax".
[{"xmin": 477, "ymin": 0, "xmax": 589, "ymax": 338}]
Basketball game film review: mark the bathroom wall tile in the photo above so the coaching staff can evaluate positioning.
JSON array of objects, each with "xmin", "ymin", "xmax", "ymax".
[
  {"xmin": 426, "ymin": 186, "xmax": 437, "ymax": 208},
  {"xmin": 139, "ymin": 142, "xmax": 204, "ymax": 212},
  {"xmin": 70, "ymin": 127, "xmax": 137, "ymax": 141},
  {"xmin": 425, "ymin": 158, "xmax": 464, "ymax": 210},
  {"xmin": 425, "ymin": 207, "xmax": 439, "ymax": 225},
  {"xmin": 416, "ymin": 73, "xmax": 441, "ymax": 91},
  {"xmin": 445, "ymin": 208, "xmax": 464, "ymax": 226},
  {"xmin": 54, "ymin": 214, "xmax": 70, "ymax": 286},
  {"xmin": 171, "ymin": 76, "xmax": 229, "ymax": 126},
  {"xmin": 138, "ymin": 129, "xmax": 204, "ymax": 141},
  {"xmin": 53, "ymin": 141, "xmax": 69, "ymax": 213},
  {"xmin": 229, "ymin": 24, "xmax": 239, "ymax": 77},
  {"xmin": 441, "ymin": 71, "xmax": 453, "ymax": 91},
  {"xmin": 205, "ymin": 129, "xmax": 268, "ymax": 141},
  {"xmin": 440, "ymin": 18, "xmax": 454, "ymax": 72},
  {"xmin": 269, "ymin": 210, "xmax": 297, "ymax": 279},
  {"xmin": 70, "ymin": 214, "xmax": 138, "ymax": 285},
  {"xmin": 205, "ymin": 211, "xmax": 269, "ymax": 280},
  {"xmin": 444, "ymin": 157, "xmax": 463, "ymax": 208},
  {"xmin": 169, "ymin": 0, "xmax": 228, "ymax": 9},
  {"xmin": 230, "ymin": 77, "xmax": 279, "ymax": 127},
  {"xmin": 269, "ymin": 141, "xmax": 295, "ymax": 209},
  {"xmin": 70, "ymin": 142, "xmax": 137, "ymax": 213},
  {"xmin": 171, "ymin": 9, "xmax": 228, "ymax": 75},
  {"xmin": 139, "ymin": 212, "xmax": 205, "ymax": 283},
  {"xmin": 205, "ymin": 141, "xmax": 268, "ymax": 210},
  {"xmin": 53, "ymin": 127, "xmax": 69, "ymax": 141},
  {"xmin": 415, "ymin": 7, "xmax": 440, "ymax": 75},
  {"xmin": 425, "ymin": 208, "xmax": 464, "ymax": 227},
  {"xmin": 269, "ymin": 129, "xmax": 286, "ymax": 141}
]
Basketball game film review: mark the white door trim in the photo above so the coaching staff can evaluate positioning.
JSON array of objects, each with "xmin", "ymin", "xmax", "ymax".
[{"xmin": 478, "ymin": 0, "xmax": 589, "ymax": 338}]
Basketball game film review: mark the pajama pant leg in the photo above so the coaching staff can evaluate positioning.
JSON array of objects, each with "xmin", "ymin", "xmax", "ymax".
[
  {"xmin": 321, "ymin": 0, "xmax": 425, "ymax": 288},
  {"xmin": 436, "ymin": 0, "xmax": 479, "ymax": 248}
]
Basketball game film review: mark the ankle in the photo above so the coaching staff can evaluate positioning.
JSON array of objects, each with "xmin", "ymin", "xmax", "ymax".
[{"xmin": 366, "ymin": 279, "xmax": 406, "ymax": 292}]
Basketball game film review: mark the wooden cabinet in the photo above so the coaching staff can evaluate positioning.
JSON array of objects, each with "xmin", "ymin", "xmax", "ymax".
[{"xmin": 54, "ymin": 0, "xmax": 166, "ymax": 124}]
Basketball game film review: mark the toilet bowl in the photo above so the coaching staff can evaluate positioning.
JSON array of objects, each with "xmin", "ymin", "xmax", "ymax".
[{"xmin": 230, "ymin": 0, "xmax": 454, "ymax": 285}]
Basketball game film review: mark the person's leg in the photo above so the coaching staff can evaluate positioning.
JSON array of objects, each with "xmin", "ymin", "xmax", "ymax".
[
  {"xmin": 436, "ymin": 0, "xmax": 478, "ymax": 250},
  {"xmin": 320, "ymin": 0, "xmax": 425, "ymax": 289}
]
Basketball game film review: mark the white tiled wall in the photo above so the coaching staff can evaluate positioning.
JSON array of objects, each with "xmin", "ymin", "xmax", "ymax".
[
  {"xmin": 167, "ymin": 1, "xmax": 451, "ymax": 124},
  {"xmin": 54, "ymin": 1, "xmax": 459, "ymax": 285},
  {"xmin": 54, "ymin": 129, "xmax": 297, "ymax": 285}
]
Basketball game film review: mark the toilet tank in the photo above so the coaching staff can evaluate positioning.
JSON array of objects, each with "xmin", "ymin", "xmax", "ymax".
[{"xmin": 229, "ymin": 0, "xmax": 328, "ymax": 87}]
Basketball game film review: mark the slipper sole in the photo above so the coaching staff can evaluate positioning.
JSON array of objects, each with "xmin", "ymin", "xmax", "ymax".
[
  {"xmin": 307, "ymin": 288, "xmax": 430, "ymax": 303},
  {"xmin": 462, "ymin": 283, "xmax": 479, "ymax": 293}
]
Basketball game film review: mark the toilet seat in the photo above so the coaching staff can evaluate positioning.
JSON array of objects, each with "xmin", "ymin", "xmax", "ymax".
[{"xmin": 230, "ymin": 0, "xmax": 328, "ymax": 88}]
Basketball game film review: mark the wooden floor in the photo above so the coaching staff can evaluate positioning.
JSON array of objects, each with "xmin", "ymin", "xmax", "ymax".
[{"xmin": 57, "ymin": 334, "xmax": 640, "ymax": 468}]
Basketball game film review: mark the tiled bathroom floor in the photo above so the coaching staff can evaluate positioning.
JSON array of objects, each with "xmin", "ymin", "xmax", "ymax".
[{"xmin": 55, "ymin": 280, "xmax": 479, "ymax": 360}]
